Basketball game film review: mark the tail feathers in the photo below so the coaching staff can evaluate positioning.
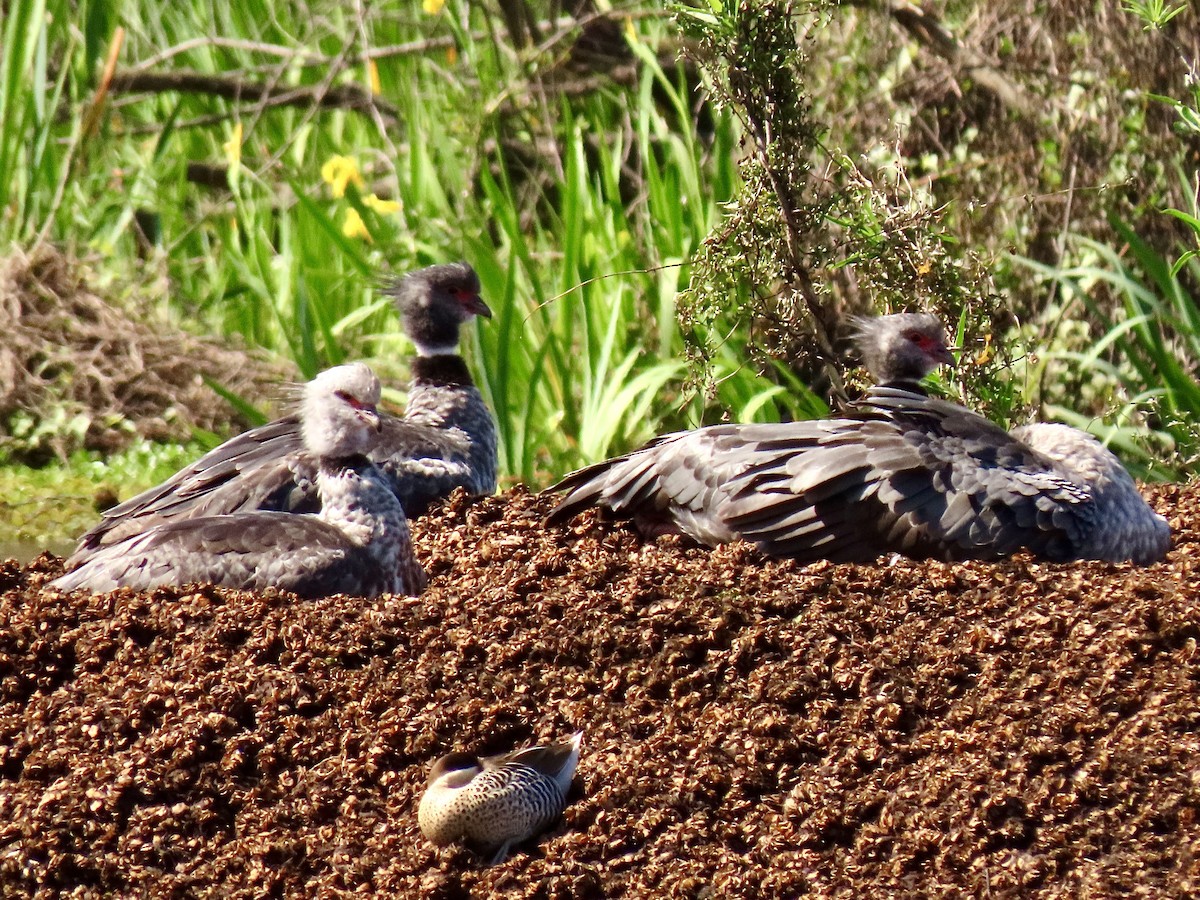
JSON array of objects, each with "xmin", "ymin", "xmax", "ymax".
[{"xmin": 544, "ymin": 459, "xmax": 623, "ymax": 524}]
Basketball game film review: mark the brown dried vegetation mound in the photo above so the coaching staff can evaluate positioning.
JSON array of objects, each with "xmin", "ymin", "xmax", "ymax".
[
  {"xmin": 0, "ymin": 246, "xmax": 285, "ymax": 461},
  {"xmin": 1, "ymin": 483, "xmax": 1198, "ymax": 898}
]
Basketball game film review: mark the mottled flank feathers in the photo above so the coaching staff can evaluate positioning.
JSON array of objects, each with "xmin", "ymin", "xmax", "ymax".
[{"xmin": 418, "ymin": 731, "xmax": 583, "ymax": 865}]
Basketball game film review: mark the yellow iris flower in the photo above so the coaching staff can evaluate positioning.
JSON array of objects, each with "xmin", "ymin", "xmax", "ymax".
[
  {"xmin": 342, "ymin": 208, "xmax": 371, "ymax": 241},
  {"xmin": 223, "ymin": 122, "xmax": 243, "ymax": 178},
  {"xmin": 364, "ymin": 194, "xmax": 401, "ymax": 215},
  {"xmin": 321, "ymin": 155, "xmax": 364, "ymax": 198}
]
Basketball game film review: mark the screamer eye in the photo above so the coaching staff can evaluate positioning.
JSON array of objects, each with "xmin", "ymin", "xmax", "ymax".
[
  {"xmin": 453, "ymin": 286, "xmax": 481, "ymax": 307},
  {"xmin": 335, "ymin": 389, "xmax": 365, "ymax": 410},
  {"xmin": 904, "ymin": 330, "xmax": 940, "ymax": 351}
]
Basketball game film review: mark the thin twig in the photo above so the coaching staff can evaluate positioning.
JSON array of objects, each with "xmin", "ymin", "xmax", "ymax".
[
  {"xmin": 122, "ymin": 111, "xmax": 243, "ymax": 135},
  {"xmin": 524, "ymin": 262, "xmax": 685, "ymax": 321},
  {"xmin": 260, "ymin": 19, "xmax": 363, "ymax": 174},
  {"xmin": 131, "ymin": 37, "xmax": 328, "ymax": 70},
  {"xmin": 129, "ymin": 10, "xmax": 672, "ymax": 73}
]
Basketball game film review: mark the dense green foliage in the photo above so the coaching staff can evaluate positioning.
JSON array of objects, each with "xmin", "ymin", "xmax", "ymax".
[
  {"xmin": 1, "ymin": 1, "xmax": 1197, "ymax": 547},
  {"xmin": 0, "ymin": 440, "xmax": 205, "ymax": 553},
  {"xmin": 2, "ymin": 0, "xmax": 775, "ymax": 486}
]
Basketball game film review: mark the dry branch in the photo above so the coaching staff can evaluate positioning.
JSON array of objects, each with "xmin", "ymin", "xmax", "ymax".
[
  {"xmin": 109, "ymin": 69, "xmax": 399, "ymax": 122},
  {"xmin": 867, "ymin": 0, "xmax": 1036, "ymax": 115}
]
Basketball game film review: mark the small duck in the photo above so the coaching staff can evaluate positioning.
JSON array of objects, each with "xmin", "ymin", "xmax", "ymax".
[{"xmin": 418, "ymin": 731, "xmax": 583, "ymax": 865}]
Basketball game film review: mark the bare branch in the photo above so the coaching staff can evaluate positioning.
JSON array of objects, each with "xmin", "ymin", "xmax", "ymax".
[
  {"xmin": 128, "ymin": 10, "xmax": 674, "ymax": 73},
  {"xmin": 109, "ymin": 69, "xmax": 399, "ymax": 122}
]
